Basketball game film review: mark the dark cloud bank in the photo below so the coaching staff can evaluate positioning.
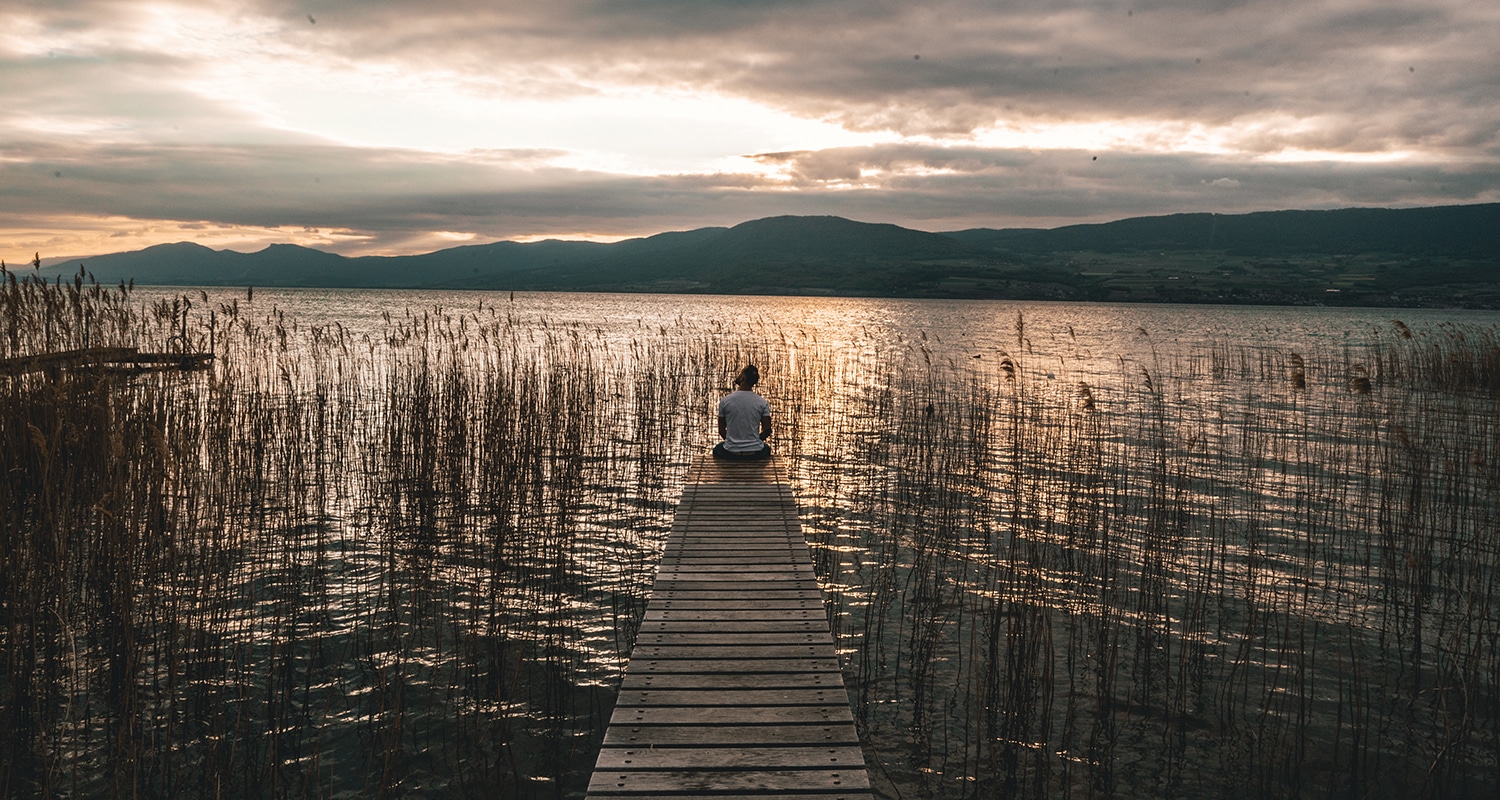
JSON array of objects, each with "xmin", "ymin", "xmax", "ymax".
[{"xmin": 3, "ymin": 0, "xmax": 1498, "ymax": 255}]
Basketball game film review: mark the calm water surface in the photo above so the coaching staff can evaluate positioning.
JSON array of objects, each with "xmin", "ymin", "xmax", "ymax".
[
  {"xmin": 154, "ymin": 285, "xmax": 1500, "ymax": 364},
  {"xmin": 115, "ymin": 288, "xmax": 1500, "ymax": 798}
]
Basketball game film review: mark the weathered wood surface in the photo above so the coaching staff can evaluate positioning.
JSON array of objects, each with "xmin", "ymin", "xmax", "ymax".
[
  {"xmin": 586, "ymin": 456, "xmax": 871, "ymax": 800},
  {"xmin": 0, "ymin": 346, "xmax": 213, "ymax": 376}
]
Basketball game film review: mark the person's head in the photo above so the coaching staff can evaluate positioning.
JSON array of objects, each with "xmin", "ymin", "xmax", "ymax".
[{"xmin": 734, "ymin": 364, "xmax": 759, "ymax": 390}]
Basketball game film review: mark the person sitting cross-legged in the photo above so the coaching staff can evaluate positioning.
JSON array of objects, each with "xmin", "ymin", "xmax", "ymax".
[{"xmin": 713, "ymin": 364, "xmax": 771, "ymax": 460}]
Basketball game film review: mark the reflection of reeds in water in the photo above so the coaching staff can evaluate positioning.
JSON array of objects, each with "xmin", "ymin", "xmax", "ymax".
[
  {"xmin": 4, "ymin": 271, "xmax": 1498, "ymax": 800},
  {"xmin": 0, "ymin": 275, "xmax": 699, "ymax": 798},
  {"xmin": 803, "ymin": 318, "xmax": 1500, "ymax": 799}
]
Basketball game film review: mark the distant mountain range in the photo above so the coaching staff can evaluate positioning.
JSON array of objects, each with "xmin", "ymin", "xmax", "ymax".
[{"xmin": 32, "ymin": 203, "xmax": 1500, "ymax": 307}]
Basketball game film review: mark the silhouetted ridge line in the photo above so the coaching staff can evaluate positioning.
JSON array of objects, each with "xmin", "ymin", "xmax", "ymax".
[{"xmin": 37, "ymin": 203, "xmax": 1500, "ymax": 307}]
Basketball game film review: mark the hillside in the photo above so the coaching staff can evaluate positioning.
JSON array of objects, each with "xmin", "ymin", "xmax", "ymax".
[
  {"xmin": 947, "ymin": 204, "xmax": 1500, "ymax": 259},
  {"xmin": 33, "ymin": 203, "xmax": 1500, "ymax": 307}
]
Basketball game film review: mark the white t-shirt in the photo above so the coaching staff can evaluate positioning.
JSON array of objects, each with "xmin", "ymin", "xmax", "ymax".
[{"xmin": 718, "ymin": 390, "xmax": 771, "ymax": 452}]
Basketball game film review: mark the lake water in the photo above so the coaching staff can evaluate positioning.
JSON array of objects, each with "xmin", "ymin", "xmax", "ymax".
[
  {"xmin": 164, "ymin": 285, "xmax": 1498, "ymax": 355},
  {"xmin": 19, "ymin": 287, "xmax": 1500, "ymax": 799},
  {"xmin": 155, "ymin": 286, "xmax": 1500, "ymax": 420}
]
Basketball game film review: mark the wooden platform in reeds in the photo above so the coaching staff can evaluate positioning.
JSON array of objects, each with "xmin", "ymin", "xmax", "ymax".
[
  {"xmin": 0, "ymin": 346, "xmax": 212, "ymax": 376},
  {"xmin": 586, "ymin": 455, "xmax": 871, "ymax": 800}
]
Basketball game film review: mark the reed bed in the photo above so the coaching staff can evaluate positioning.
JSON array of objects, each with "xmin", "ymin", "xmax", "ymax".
[
  {"xmin": 1, "ymin": 274, "xmax": 699, "ymax": 798},
  {"xmin": 2, "ymin": 270, "xmax": 1497, "ymax": 799},
  {"xmin": 795, "ymin": 318, "xmax": 1500, "ymax": 799}
]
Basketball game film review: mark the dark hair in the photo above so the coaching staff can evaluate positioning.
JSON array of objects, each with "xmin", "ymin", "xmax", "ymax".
[{"xmin": 735, "ymin": 364, "xmax": 760, "ymax": 388}]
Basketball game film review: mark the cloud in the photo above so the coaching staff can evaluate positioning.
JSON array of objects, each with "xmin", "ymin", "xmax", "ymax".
[
  {"xmin": 2, "ymin": 0, "xmax": 1498, "ymax": 259},
  {"xmin": 8, "ymin": 135, "xmax": 1496, "ymax": 260},
  {"xmin": 21, "ymin": 0, "xmax": 1473, "ymax": 148}
]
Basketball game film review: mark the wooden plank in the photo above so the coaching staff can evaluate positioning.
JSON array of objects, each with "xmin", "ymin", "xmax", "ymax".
[
  {"xmin": 638, "ymin": 621, "xmax": 824, "ymax": 633},
  {"xmin": 663, "ymin": 548, "xmax": 799, "ymax": 555},
  {"xmin": 654, "ymin": 574, "xmax": 819, "ymax": 584},
  {"xmin": 665, "ymin": 545, "xmax": 801, "ymax": 550},
  {"xmin": 656, "ymin": 570, "xmax": 817, "ymax": 578},
  {"xmin": 603, "ymin": 724, "xmax": 860, "ymax": 747},
  {"xmin": 663, "ymin": 561, "xmax": 816, "ymax": 573},
  {"xmin": 677, "ymin": 505, "xmax": 796, "ymax": 510},
  {"xmin": 595, "ymin": 745, "xmax": 865, "ymax": 770},
  {"xmin": 677, "ymin": 494, "xmax": 794, "ymax": 500},
  {"xmin": 660, "ymin": 546, "xmax": 798, "ymax": 555},
  {"xmin": 664, "ymin": 545, "xmax": 800, "ymax": 551},
  {"xmin": 648, "ymin": 594, "xmax": 824, "ymax": 605},
  {"xmin": 621, "ymin": 673, "xmax": 844, "ymax": 690},
  {"xmin": 676, "ymin": 503, "xmax": 796, "ymax": 508},
  {"xmin": 660, "ymin": 553, "xmax": 806, "ymax": 561},
  {"xmin": 588, "ymin": 792, "xmax": 870, "ymax": 798},
  {"xmin": 670, "ymin": 522, "xmax": 798, "ymax": 528},
  {"xmin": 678, "ymin": 499, "xmax": 796, "ymax": 503},
  {"xmin": 670, "ymin": 523, "xmax": 797, "ymax": 528},
  {"xmin": 609, "ymin": 705, "xmax": 854, "ymax": 726},
  {"xmin": 650, "ymin": 581, "xmax": 820, "ymax": 591},
  {"xmin": 654, "ymin": 573, "xmax": 818, "ymax": 582},
  {"xmin": 679, "ymin": 491, "xmax": 790, "ymax": 497},
  {"xmin": 657, "ymin": 564, "xmax": 816, "ymax": 570},
  {"xmin": 635, "ymin": 632, "xmax": 832, "ymax": 645},
  {"xmin": 670, "ymin": 525, "xmax": 798, "ymax": 530},
  {"xmin": 673, "ymin": 516, "xmax": 798, "ymax": 523},
  {"xmin": 664, "ymin": 547, "xmax": 801, "ymax": 552},
  {"xmin": 677, "ymin": 508, "xmax": 797, "ymax": 513},
  {"xmin": 676, "ymin": 508, "xmax": 797, "ymax": 514},
  {"xmin": 671, "ymin": 531, "xmax": 799, "ymax": 536},
  {"xmin": 672, "ymin": 523, "xmax": 798, "ymax": 528},
  {"xmin": 670, "ymin": 526, "xmax": 798, "ymax": 531},
  {"xmin": 665, "ymin": 542, "xmax": 799, "ymax": 549},
  {"xmin": 593, "ymin": 793, "xmax": 869, "ymax": 800},
  {"xmin": 655, "ymin": 582, "xmax": 812, "ymax": 588},
  {"xmin": 646, "ymin": 603, "xmax": 824, "ymax": 613},
  {"xmin": 659, "ymin": 561, "xmax": 806, "ymax": 568},
  {"xmin": 588, "ymin": 768, "xmax": 870, "ymax": 793},
  {"xmin": 641, "ymin": 612, "xmax": 827, "ymax": 622},
  {"xmin": 616, "ymin": 688, "xmax": 845, "ymax": 706},
  {"xmin": 626, "ymin": 658, "xmax": 842, "ymax": 674},
  {"xmin": 673, "ymin": 518, "xmax": 798, "ymax": 524},
  {"xmin": 647, "ymin": 594, "xmax": 823, "ymax": 604},
  {"xmin": 659, "ymin": 564, "xmax": 807, "ymax": 571},
  {"xmin": 638, "ymin": 633, "xmax": 830, "ymax": 646},
  {"xmin": 640, "ymin": 615, "xmax": 825, "ymax": 626},
  {"xmin": 656, "ymin": 569, "xmax": 817, "ymax": 578},
  {"xmin": 654, "ymin": 582, "xmax": 828, "ymax": 594},
  {"xmin": 685, "ymin": 474, "xmax": 787, "ymax": 485},
  {"xmin": 644, "ymin": 609, "xmax": 826, "ymax": 621},
  {"xmin": 668, "ymin": 532, "xmax": 799, "ymax": 539},
  {"xmin": 629, "ymin": 644, "xmax": 837, "ymax": 660}
]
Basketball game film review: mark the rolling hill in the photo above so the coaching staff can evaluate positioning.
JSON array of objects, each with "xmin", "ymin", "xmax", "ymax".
[{"xmin": 31, "ymin": 203, "xmax": 1500, "ymax": 307}]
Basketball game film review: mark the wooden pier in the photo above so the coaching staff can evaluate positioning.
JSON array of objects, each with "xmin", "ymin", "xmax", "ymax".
[{"xmin": 586, "ymin": 456, "xmax": 871, "ymax": 800}]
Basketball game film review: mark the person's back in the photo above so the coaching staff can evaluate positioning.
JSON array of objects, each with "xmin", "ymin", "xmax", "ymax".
[{"xmin": 714, "ymin": 365, "xmax": 772, "ymax": 459}]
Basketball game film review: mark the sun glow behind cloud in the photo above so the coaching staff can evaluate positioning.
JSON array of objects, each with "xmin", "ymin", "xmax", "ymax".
[
  {"xmin": 265, "ymin": 81, "xmax": 896, "ymax": 174},
  {"xmin": 16, "ymin": 4, "xmax": 889, "ymax": 175}
]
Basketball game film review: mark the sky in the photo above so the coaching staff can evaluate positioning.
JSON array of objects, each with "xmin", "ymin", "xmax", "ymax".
[{"xmin": 3, "ymin": 0, "xmax": 1498, "ymax": 260}]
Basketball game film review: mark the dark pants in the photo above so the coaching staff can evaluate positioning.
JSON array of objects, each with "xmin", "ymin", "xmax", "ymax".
[{"xmin": 712, "ymin": 441, "xmax": 771, "ymax": 460}]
